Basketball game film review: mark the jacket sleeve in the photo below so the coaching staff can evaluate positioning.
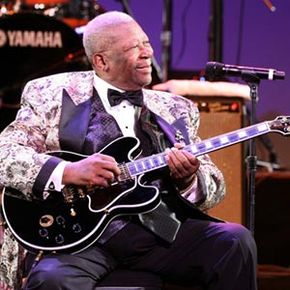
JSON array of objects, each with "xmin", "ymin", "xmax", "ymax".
[
  {"xmin": 177, "ymin": 97, "xmax": 226, "ymax": 211},
  {"xmin": 0, "ymin": 79, "xmax": 63, "ymax": 199}
]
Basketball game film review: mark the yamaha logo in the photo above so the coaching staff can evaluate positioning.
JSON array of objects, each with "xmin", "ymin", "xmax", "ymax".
[{"xmin": 0, "ymin": 29, "xmax": 63, "ymax": 48}]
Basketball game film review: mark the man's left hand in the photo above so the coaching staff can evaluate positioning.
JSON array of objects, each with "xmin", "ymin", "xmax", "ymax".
[{"xmin": 165, "ymin": 143, "xmax": 200, "ymax": 190}]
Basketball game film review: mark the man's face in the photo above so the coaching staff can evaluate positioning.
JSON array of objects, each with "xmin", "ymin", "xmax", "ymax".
[{"xmin": 103, "ymin": 22, "xmax": 154, "ymax": 91}]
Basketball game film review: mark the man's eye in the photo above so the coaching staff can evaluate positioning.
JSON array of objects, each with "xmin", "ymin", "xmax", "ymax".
[
  {"xmin": 125, "ymin": 41, "xmax": 151, "ymax": 51},
  {"xmin": 144, "ymin": 41, "xmax": 151, "ymax": 47},
  {"xmin": 124, "ymin": 44, "xmax": 138, "ymax": 51}
]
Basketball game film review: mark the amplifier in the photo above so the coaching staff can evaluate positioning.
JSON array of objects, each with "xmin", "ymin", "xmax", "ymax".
[{"xmin": 187, "ymin": 96, "xmax": 246, "ymax": 224}]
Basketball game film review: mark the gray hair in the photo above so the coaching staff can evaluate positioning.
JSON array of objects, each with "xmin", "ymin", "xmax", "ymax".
[{"xmin": 83, "ymin": 11, "xmax": 135, "ymax": 63}]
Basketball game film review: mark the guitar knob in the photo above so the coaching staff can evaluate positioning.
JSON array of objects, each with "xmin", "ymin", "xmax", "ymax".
[
  {"xmin": 56, "ymin": 215, "xmax": 66, "ymax": 227},
  {"xmin": 55, "ymin": 234, "xmax": 64, "ymax": 244},
  {"xmin": 39, "ymin": 215, "xmax": 54, "ymax": 227},
  {"xmin": 39, "ymin": 228, "xmax": 49, "ymax": 238},
  {"xmin": 72, "ymin": 223, "xmax": 82, "ymax": 233}
]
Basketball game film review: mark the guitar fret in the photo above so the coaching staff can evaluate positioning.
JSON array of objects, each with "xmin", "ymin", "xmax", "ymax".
[
  {"xmin": 144, "ymin": 159, "xmax": 153, "ymax": 170},
  {"xmin": 220, "ymin": 136, "xmax": 229, "ymax": 144},
  {"xmin": 197, "ymin": 143, "xmax": 206, "ymax": 153},
  {"xmin": 205, "ymin": 141, "xmax": 213, "ymax": 149},
  {"xmin": 128, "ymin": 163, "xmax": 138, "ymax": 175},
  {"xmin": 136, "ymin": 161, "xmax": 145, "ymax": 172},
  {"xmin": 191, "ymin": 145, "xmax": 198, "ymax": 154},
  {"xmin": 159, "ymin": 155, "xmax": 165, "ymax": 164},
  {"xmin": 152, "ymin": 155, "xmax": 165, "ymax": 167},
  {"xmin": 228, "ymin": 133, "xmax": 239, "ymax": 142},
  {"xmin": 238, "ymin": 130, "xmax": 247, "ymax": 138},
  {"xmin": 141, "ymin": 161, "xmax": 147, "ymax": 170},
  {"xmin": 212, "ymin": 138, "xmax": 221, "ymax": 147},
  {"xmin": 247, "ymin": 127, "xmax": 261, "ymax": 136},
  {"xmin": 257, "ymin": 123, "xmax": 268, "ymax": 132}
]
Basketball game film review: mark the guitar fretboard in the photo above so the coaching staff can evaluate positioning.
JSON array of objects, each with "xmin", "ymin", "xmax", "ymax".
[{"xmin": 127, "ymin": 121, "xmax": 271, "ymax": 177}]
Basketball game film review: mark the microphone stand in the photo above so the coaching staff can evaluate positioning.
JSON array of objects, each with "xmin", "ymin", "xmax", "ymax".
[
  {"xmin": 242, "ymin": 72, "xmax": 260, "ymax": 236},
  {"xmin": 245, "ymin": 107, "xmax": 280, "ymax": 170}
]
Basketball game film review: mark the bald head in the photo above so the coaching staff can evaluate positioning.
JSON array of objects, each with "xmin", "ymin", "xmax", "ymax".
[
  {"xmin": 82, "ymin": 11, "xmax": 153, "ymax": 90},
  {"xmin": 83, "ymin": 11, "xmax": 136, "ymax": 64}
]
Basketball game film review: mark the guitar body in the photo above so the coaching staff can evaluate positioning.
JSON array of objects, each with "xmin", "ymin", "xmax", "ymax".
[{"xmin": 2, "ymin": 137, "xmax": 161, "ymax": 254}]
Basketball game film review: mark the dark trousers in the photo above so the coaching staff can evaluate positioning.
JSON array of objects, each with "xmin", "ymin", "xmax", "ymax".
[{"xmin": 24, "ymin": 219, "xmax": 257, "ymax": 290}]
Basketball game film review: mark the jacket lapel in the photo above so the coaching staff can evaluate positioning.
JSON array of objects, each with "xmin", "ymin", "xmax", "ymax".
[
  {"xmin": 59, "ymin": 89, "xmax": 92, "ymax": 153},
  {"xmin": 154, "ymin": 112, "xmax": 190, "ymax": 146}
]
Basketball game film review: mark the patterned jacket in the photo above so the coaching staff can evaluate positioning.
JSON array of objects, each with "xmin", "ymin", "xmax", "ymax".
[{"xmin": 0, "ymin": 71, "xmax": 225, "ymax": 289}]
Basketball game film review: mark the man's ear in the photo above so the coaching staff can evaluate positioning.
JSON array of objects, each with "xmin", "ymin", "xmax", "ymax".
[{"xmin": 92, "ymin": 53, "xmax": 108, "ymax": 72}]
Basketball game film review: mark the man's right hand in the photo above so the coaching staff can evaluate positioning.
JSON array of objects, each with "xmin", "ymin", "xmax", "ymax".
[{"xmin": 62, "ymin": 153, "xmax": 121, "ymax": 188}]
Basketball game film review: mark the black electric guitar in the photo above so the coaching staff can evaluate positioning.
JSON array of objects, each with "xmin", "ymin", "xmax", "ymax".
[{"xmin": 2, "ymin": 116, "xmax": 290, "ymax": 254}]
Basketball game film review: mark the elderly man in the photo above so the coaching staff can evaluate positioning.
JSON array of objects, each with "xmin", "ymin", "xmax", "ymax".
[{"xmin": 0, "ymin": 11, "xmax": 257, "ymax": 290}]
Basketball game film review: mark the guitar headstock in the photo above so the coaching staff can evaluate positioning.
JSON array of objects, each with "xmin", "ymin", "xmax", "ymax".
[{"xmin": 269, "ymin": 116, "xmax": 290, "ymax": 135}]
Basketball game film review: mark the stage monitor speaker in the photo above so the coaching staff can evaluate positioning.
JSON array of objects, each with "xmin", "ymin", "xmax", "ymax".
[{"xmin": 187, "ymin": 96, "xmax": 246, "ymax": 225}]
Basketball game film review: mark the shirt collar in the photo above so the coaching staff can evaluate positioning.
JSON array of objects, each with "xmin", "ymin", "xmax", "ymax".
[{"xmin": 93, "ymin": 73, "xmax": 125, "ymax": 107}]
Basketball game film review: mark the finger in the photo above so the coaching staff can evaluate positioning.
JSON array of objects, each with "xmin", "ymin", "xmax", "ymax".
[
  {"xmin": 166, "ymin": 148, "xmax": 186, "ymax": 178},
  {"xmin": 172, "ymin": 144, "xmax": 198, "ymax": 168},
  {"xmin": 91, "ymin": 154, "xmax": 121, "ymax": 176},
  {"xmin": 94, "ymin": 169, "xmax": 115, "ymax": 182},
  {"xmin": 167, "ymin": 148, "xmax": 199, "ymax": 178},
  {"xmin": 181, "ymin": 150, "xmax": 200, "ymax": 167},
  {"xmin": 173, "ymin": 142, "xmax": 185, "ymax": 149},
  {"xmin": 169, "ymin": 148, "xmax": 191, "ymax": 170},
  {"xmin": 173, "ymin": 147, "xmax": 199, "ymax": 168},
  {"xmin": 90, "ymin": 175, "xmax": 110, "ymax": 188}
]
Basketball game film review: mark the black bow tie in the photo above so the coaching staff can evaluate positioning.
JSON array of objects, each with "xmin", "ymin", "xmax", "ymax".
[{"xmin": 107, "ymin": 88, "xmax": 143, "ymax": 107}]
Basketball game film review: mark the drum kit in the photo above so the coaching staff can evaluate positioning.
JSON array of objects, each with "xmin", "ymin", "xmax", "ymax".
[{"xmin": 0, "ymin": 0, "xmax": 104, "ymax": 131}]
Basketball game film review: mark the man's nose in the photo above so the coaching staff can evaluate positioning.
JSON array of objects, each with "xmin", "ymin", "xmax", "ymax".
[{"xmin": 140, "ymin": 45, "xmax": 154, "ymax": 58}]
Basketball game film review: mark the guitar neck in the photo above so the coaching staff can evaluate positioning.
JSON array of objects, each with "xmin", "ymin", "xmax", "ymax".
[
  {"xmin": 186, "ymin": 121, "xmax": 271, "ymax": 156},
  {"xmin": 126, "ymin": 120, "xmax": 272, "ymax": 177}
]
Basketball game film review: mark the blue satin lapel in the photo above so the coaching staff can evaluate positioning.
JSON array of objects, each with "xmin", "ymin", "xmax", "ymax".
[
  {"xmin": 59, "ymin": 89, "xmax": 92, "ymax": 153},
  {"xmin": 154, "ymin": 113, "xmax": 190, "ymax": 145}
]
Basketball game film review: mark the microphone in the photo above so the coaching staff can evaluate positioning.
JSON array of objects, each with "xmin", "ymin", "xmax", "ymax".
[{"xmin": 205, "ymin": 61, "xmax": 285, "ymax": 80}]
